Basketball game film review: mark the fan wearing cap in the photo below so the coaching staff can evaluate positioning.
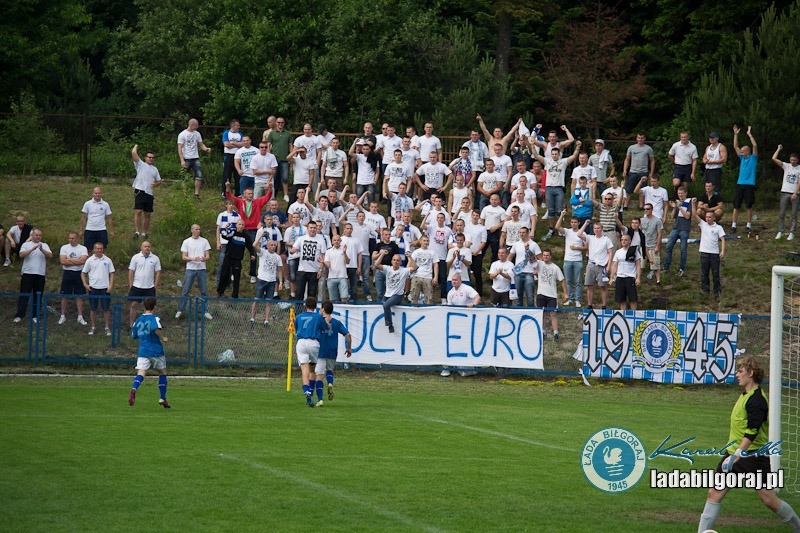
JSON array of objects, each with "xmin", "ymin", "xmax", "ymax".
[
  {"xmin": 702, "ymin": 131, "xmax": 727, "ymax": 192},
  {"xmin": 589, "ymin": 139, "xmax": 615, "ymax": 196}
]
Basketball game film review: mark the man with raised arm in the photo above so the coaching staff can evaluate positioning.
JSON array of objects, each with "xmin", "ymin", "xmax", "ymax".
[{"xmin": 731, "ymin": 125, "xmax": 758, "ymax": 234}]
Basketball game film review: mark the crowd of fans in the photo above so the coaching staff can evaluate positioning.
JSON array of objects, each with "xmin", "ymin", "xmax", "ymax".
[{"xmin": 5, "ymin": 115, "xmax": 797, "ymax": 337}]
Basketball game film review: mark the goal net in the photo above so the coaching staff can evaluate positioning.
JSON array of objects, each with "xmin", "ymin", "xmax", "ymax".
[{"xmin": 771, "ymin": 266, "xmax": 800, "ymax": 492}]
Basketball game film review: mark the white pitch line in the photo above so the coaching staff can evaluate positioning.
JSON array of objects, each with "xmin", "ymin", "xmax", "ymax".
[
  {"xmin": 417, "ymin": 416, "xmax": 579, "ymax": 452},
  {"xmin": 0, "ymin": 373, "xmax": 272, "ymax": 380},
  {"xmin": 219, "ymin": 453, "xmax": 446, "ymax": 533}
]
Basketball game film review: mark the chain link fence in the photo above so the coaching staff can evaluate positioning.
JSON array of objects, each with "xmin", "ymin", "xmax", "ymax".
[{"xmin": 3, "ymin": 294, "xmax": 771, "ymax": 380}]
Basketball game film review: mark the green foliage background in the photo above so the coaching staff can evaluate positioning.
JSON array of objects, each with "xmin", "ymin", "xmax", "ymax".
[{"xmin": 2, "ymin": 0, "xmax": 800, "ymax": 165}]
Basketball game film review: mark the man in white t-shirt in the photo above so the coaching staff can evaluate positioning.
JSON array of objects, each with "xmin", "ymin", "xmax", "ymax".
[
  {"xmin": 477, "ymin": 159, "xmax": 505, "ymax": 211},
  {"xmin": 320, "ymin": 137, "xmax": 349, "ymax": 191},
  {"xmin": 80, "ymin": 186, "xmax": 115, "ymax": 252},
  {"xmin": 324, "ymin": 234, "xmax": 350, "ymax": 303},
  {"xmin": 131, "ymin": 144, "xmax": 161, "ymax": 238},
  {"xmin": 488, "ymin": 246, "xmax": 514, "ymax": 307},
  {"xmin": 58, "ymin": 231, "xmax": 89, "ymax": 325},
  {"xmin": 668, "ymin": 131, "xmax": 698, "ymax": 197},
  {"xmin": 251, "ymin": 238, "xmax": 283, "ymax": 324},
  {"xmin": 609, "ymin": 234, "xmax": 642, "ymax": 310},
  {"xmin": 287, "ymin": 146, "xmax": 317, "ymax": 205},
  {"xmin": 490, "ymin": 143, "xmax": 513, "ymax": 197},
  {"xmin": 377, "ymin": 125, "xmax": 403, "ymax": 172},
  {"xmin": 508, "ymin": 226, "xmax": 542, "ymax": 307},
  {"xmin": 234, "ymin": 136, "xmax": 260, "ymax": 197},
  {"xmin": 421, "ymin": 194, "xmax": 451, "ymax": 228},
  {"xmin": 410, "ymin": 235, "xmax": 437, "ymax": 304},
  {"xmin": 578, "ymin": 221, "xmax": 613, "ymax": 310},
  {"xmin": 446, "ymin": 232, "xmax": 472, "ymax": 289},
  {"xmin": 340, "ymin": 222, "xmax": 363, "ymax": 303},
  {"xmin": 250, "ymin": 141, "xmax": 278, "ymax": 199},
  {"xmin": 222, "ymin": 119, "xmax": 245, "ymax": 197},
  {"xmin": 447, "ymin": 272, "xmax": 480, "ymax": 307},
  {"xmin": 418, "ymin": 123, "xmax": 442, "ymax": 163},
  {"xmin": 555, "ymin": 210, "xmax": 587, "ymax": 307},
  {"xmin": 128, "ymin": 240, "xmax": 161, "ymax": 327},
  {"xmin": 506, "ymin": 188, "xmax": 537, "ymax": 231},
  {"xmin": 291, "ymin": 220, "xmax": 327, "ymax": 300},
  {"xmin": 383, "ymin": 150, "xmax": 411, "ymax": 210},
  {"xmin": 569, "ymin": 152, "xmax": 597, "ymax": 192},
  {"xmin": 81, "ymin": 242, "xmax": 115, "ymax": 335},
  {"xmin": 14, "ymin": 228, "xmax": 52, "ymax": 323},
  {"xmin": 633, "ymin": 175, "xmax": 669, "ymax": 222},
  {"xmin": 480, "ymin": 193, "xmax": 506, "ymax": 262},
  {"xmin": 416, "ymin": 151, "xmax": 453, "ymax": 200},
  {"xmin": 427, "ymin": 213, "xmax": 453, "ymax": 303},
  {"xmin": 692, "ymin": 198, "xmax": 726, "ymax": 299},
  {"xmin": 176, "ymin": 224, "xmax": 213, "ymax": 319},
  {"xmin": 287, "ymin": 187, "xmax": 314, "ymax": 227},
  {"xmin": 349, "ymin": 139, "xmax": 381, "ymax": 201},
  {"xmin": 501, "ymin": 206, "xmax": 525, "ymax": 249},
  {"xmin": 294, "ymin": 123, "xmax": 322, "ymax": 169},
  {"xmin": 772, "ymin": 145, "xmax": 800, "ymax": 240},
  {"xmin": 381, "ymin": 253, "xmax": 414, "ymax": 333},
  {"xmin": 535, "ymin": 250, "xmax": 567, "ymax": 341},
  {"xmin": 177, "ymin": 118, "xmax": 212, "ymax": 198},
  {"xmin": 534, "ymin": 142, "xmax": 582, "ymax": 240}
]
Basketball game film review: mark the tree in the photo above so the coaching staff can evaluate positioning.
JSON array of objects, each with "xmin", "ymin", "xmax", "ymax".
[
  {"xmin": 541, "ymin": 1, "xmax": 646, "ymax": 138},
  {"xmin": 684, "ymin": 1, "xmax": 800, "ymax": 165},
  {"xmin": 0, "ymin": 0, "xmax": 99, "ymax": 112},
  {"xmin": 627, "ymin": 0, "xmax": 792, "ymax": 128}
]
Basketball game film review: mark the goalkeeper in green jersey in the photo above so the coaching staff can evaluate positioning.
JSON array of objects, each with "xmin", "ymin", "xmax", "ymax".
[{"xmin": 698, "ymin": 356, "xmax": 800, "ymax": 532}]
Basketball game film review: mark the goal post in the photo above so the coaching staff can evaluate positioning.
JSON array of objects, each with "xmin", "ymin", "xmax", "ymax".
[{"xmin": 770, "ymin": 265, "xmax": 800, "ymax": 491}]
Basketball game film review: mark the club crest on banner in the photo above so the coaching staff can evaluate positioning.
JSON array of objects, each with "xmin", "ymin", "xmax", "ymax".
[{"xmin": 632, "ymin": 320, "xmax": 681, "ymax": 373}]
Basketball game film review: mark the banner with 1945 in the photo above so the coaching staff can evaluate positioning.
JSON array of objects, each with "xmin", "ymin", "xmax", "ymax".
[{"xmin": 578, "ymin": 309, "xmax": 738, "ymax": 384}]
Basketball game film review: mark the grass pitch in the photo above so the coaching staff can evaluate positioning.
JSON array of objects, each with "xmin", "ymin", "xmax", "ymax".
[{"xmin": 1, "ymin": 374, "xmax": 797, "ymax": 532}]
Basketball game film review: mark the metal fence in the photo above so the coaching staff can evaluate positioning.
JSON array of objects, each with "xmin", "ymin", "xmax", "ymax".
[{"xmin": 1, "ymin": 292, "xmax": 772, "ymax": 379}]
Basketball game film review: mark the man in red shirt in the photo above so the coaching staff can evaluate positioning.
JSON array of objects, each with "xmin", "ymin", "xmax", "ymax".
[{"xmin": 225, "ymin": 183, "xmax": 272, "ymax": 283}]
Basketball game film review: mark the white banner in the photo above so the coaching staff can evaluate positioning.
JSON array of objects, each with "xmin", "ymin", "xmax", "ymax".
[{"xmin": 331, "ymin": 304, "xmax": 545, "ymax": 369}]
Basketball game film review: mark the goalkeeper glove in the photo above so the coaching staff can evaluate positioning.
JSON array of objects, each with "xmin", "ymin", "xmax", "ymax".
[{"xmin": 722, "ymin": 449, "xmax": 743, "ymax": 472}]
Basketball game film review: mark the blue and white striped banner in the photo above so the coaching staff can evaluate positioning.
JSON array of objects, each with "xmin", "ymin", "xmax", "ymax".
[{"xmin": 577, "ymin": 309, "xmax": 739, "ymax": 384}]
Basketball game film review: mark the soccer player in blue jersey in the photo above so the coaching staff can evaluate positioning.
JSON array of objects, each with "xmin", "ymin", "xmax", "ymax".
[
  {"xmin": 129, "ymin": 297, "xmax": 170, "ymax": 408},
  {"xmin": 294, "ymin": 297, "xmax": 327, "ymax": 407},
  {"xmin": 314, "ymin": 301, "xmax": 352, "ymax": 406}
]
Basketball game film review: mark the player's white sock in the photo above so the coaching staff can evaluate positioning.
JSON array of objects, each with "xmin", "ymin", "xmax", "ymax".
[
  {"xmin": 698, "ymin": 501, "xmax": 720, "ymax": 532},
  {"xmin": 777, "ymin": 501, "xmax": 800, "ymax": 532}
]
